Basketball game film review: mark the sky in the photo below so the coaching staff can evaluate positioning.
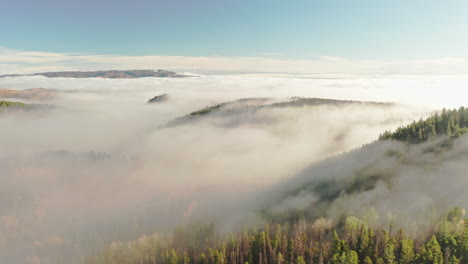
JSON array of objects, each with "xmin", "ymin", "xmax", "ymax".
[
  {"xmin": 1, "ymin": 0, "xmax": 468, "ymax": 60},
  {"xmin": 1, "ymin": 0, "xmax": 468, "ymax": 75}
]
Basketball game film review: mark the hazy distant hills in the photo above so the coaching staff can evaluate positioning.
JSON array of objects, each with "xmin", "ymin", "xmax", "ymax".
[
  {"xmin": 0, "ymin": 88, "xmax": 56, "ymax": 101},
  {"xmin": 0, "ymin": 89, "xmax": 56, "ymax": 110},
  {"xmin": 0, "ymin": 69, "xmax": 191, "ymax": 79}
]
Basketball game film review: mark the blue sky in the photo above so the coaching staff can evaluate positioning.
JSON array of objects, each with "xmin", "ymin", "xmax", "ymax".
[{"xmin": 1, "ymin": 0, "xmax": 468, "ymax": 60}]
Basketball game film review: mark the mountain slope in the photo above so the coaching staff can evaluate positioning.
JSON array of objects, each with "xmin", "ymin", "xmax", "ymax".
[{"xmin": 261, "ymin": 108, "xmax": 468, "ymax": 225}]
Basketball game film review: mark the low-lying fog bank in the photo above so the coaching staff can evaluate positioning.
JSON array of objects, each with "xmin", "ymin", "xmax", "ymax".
[{"xmin": 0, "ymin": 75, "xmax": 452, "ymax": 263}]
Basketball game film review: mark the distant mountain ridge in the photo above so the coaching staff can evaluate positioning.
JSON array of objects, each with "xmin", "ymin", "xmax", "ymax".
[{"xmin": 0, "ymin": 69, "xmax": 192, "ymax": 79}]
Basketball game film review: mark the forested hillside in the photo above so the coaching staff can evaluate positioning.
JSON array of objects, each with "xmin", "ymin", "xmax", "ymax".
[
  {"xmin": 86, "ymin": 207, "xmax": 467, "ymax": 264},
  {"xmin": 380, "ymin": 108, "xmax": 468, "ymax": 143},
  {"xmin": 84, "ymin": 108, "xmax": 468, "ymax": 264}
]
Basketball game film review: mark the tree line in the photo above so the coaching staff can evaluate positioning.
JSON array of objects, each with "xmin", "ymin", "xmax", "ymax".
[
  {"xmin": 85, "ymin": 208, "xmax": 468, "ymax": 264},
  {"xmin": 0, "ymin": 100, "xmax": 27, "ymax": 107},
  {"xmin": 380, "ymin": 108, "xmax": 468, "ymax": 143}
]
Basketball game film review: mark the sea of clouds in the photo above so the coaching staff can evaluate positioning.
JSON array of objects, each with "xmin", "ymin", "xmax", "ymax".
[{"xmin": 0, "ymin": 74, "xmax": 466, "ymax": 263}]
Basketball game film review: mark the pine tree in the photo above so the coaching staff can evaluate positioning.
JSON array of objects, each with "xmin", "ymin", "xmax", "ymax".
[
  {"xmin": 399, "ymin": 239, "xmax": 415, "ymax": 264},
  {"xmin": 384, "ymin": 238, "xmax": 396, "ymax": 264},
  {"xmin": 169, "ymin": 249, "xmax": 179, "ymax": 264},
  {"xmin": 346, "ymin": 250, "xmax": 359, "ymax": 264},
  {"xmin": 295, "ymin": 256, "xmax": 306, "ymax": 264},
  {"xmin": 358, "ymin": 227, "xmax": 371, "ymax": 262},
  {"xmin": 448, "ymin": 255, "xmax": 460, "ymax": 264},
  {"xmin": 277, "ymin": 252, "xmax": 284, "ymax": 264},
  {"xmin": 422, "ymin": 236, "xmax": 443, "ymax": 264},
  {"xmin": 364, "ymin": 256, "xmax": 373, "ymax": 264}
]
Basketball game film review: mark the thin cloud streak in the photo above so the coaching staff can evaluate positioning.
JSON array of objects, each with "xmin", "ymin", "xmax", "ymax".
[{"xmin": 1, "ymin": 47, "xmax": 468, "ymax": 75}]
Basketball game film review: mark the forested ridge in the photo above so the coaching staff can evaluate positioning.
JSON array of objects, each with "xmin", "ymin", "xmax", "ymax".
[
  {"xmin": 380, "ymin": 108, "xmax": 468, "ymax": 143},
  {"xmin": 166, "ymin": 97, "xmax": 393, "ymax": 127},
  {"xmin": 0, "ymin": 100, "xmax": 27, "ymax": 107},
  {"xmin": 0, "ymin": 100, "xmax": 52, "ymax": 112},
  {"xmin": 85, "ymin": 208, "xmax": 468, "ymax": 264}
]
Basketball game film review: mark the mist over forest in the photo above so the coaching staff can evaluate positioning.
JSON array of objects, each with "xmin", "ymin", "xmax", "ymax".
[
  {"xmin": 4, "ymin": 0, "xmax": 468, "ymax": 262},
  {"xmin": 1, "ymin": 74, "xmax": 468, "ymax": 264}
]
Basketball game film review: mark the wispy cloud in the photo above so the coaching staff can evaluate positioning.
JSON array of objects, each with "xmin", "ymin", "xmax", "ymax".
[{"xmin": 1, "ymin": 47, "xmax": 468, "ymax": 76}]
